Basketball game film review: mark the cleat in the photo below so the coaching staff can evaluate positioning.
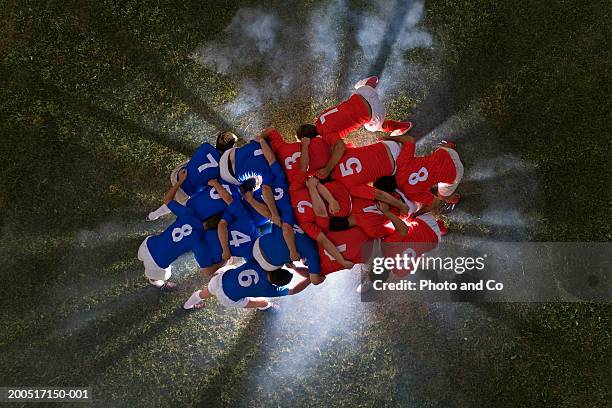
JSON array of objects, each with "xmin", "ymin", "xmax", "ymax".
[
  {"xmin": 354, "ymin": 76, "xmax": 379, "ymax": 89},
  {"xmin": 438, "ymin": 140, "xmax": 456, "ymax": 149},
  {"xmin": 390, "ymin": 123, "xmax": 413, "ymax": 136},
  {"xmin": 439, "ymin": 202, "xmax": 456, "ymax": 215},
  {"xmin": 159, "ymin": 281, "xmax": 178, "ymax": 292},
  {"xmin": 356, "ymin": 280, "xmax": 373, "ymax": 294}
]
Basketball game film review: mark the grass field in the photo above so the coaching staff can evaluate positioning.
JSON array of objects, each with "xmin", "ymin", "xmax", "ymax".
[{"xmin": 0, "ymin": 0, "xmax": 610, "ymax": 406}]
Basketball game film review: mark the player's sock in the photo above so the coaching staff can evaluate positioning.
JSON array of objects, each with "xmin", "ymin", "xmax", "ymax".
[
  {"xmin": 147, "ymin": 204, "xmax": 170, "ymax": 221},
  {"xmin": 183, "ymin": 290, "xmax": 203, "ymax": 310},
  {"xmin": 382, "ymin": 120, "xmax": 413, "ymax": 136},
  {"xmin": 257, "ymin": 300, "xmax": 273, "ymax": 310}
]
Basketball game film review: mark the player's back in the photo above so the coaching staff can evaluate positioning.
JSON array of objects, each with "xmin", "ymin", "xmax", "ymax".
[
  {"xmin": 184, "ymin": 143, "xmax": 221, "ymax": 195},
  {"xmin": 396, "ymin": 147, "xmax": 456, "ymax": 194},
  {"xmin": 221, "ymin": 260, "xmax": 288, "ymax": 301},
  {"xmin": 186, "ymin": 184, "xmax": 239, "ymax": 221},
  {"xmin": 147, "ymin": 215, "xmax": 204, "ymax": 268},
  {"xmin": 234, "ymin": 140, "xmax": 272, "ymax": 183},
  {"xmin": 315, "ymin": 94, "xmax": 371, "ymax": 144}
]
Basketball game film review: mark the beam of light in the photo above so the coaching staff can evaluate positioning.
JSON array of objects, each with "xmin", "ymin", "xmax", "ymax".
[{"xmin": 463, "ymin": 154, "xmax": 537, "ymax": 182}]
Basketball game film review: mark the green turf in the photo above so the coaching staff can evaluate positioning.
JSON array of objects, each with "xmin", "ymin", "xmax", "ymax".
[{"xmin": 0, "ymin": 0, "xmax": 610, "ymax": 407}]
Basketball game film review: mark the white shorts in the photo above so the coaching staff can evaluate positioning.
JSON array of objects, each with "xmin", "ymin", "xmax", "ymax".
[
  {"xmin": 208, "ymin": 269, "xmax": 250, "ymax": 308},
  {"xmin": 170, "ymin": 160, "xmax": 190, "ymax": 204},
  {"xmin": 138, "ymin": 237, "xmax": 172, "ymax": 281},
  {"xmin": 382, "ymin": 140, "xmax": 401, "ymax": 174},
  {"xmin": 219, "ymin": 149, "xmax": 240, "ymax": 185},
  {"xmin": 355, "ymin": 85, "xmax": 386, "ymax": 132},
  {"xmin": 437, "ymin": 147, "xmax": 464, "ymax": 197},
  {"xmin": 253, "ymin": 238, "xmax": 281, "ymax": 272}
]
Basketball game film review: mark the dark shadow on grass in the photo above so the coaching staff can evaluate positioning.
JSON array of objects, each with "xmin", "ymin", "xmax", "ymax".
[
  {"xmin": 368, "ymin": 0, "xmax": 413, "ymax": 78},
  {"xmin": 195, "ymin": 313, "xmax": 270, "ymax": 405},
  {"xmin": 335, "ymin": 0, "xmax": 362, "ymax": 99}
]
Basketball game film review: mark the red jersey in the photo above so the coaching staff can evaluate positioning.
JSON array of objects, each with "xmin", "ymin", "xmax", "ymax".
[
  {"xmin": 290, "ymin": 186, "xmax": 329, "ymax": 240},
  {"xmin": 350, "ymin": 196, "xmax": 395, "ymax": 238},
  {"xmin": 382, "ymin": 214, "xmax": 441, "ymax": 278},
  {"xmin": 395, "ymin": 142, "xmax": 458, "ymax": 206},
  {"xmin": 315, "ymin": 94, "xmax": 371, "ymax": 146},
  {"xmin": 267, "ymin": 129, "xmax": 330, "ymax": 184},
  {"xmin": 323, "ymin": 181, "xmax": 352, "ymax": 217},
  {"xmin": 319, "ymin": 227, "xmax": 374, "ymax": 275},
  {"xmin": 330, "ymin": 142, "xmax": 394, "ymax": 186}
]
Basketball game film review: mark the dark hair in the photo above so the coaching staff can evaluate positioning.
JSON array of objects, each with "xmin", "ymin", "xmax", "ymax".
[
  {"xmin": 296, "ymin": 124, "xmax": 318, "ymax": 140},
  {"xmin": 240, "ymin": 177, "xmax": 257, "ymax": 194},
  {"xmin": 269, "ymin": 268, "xmax": 293, "ymax": 286},
  {"xmin": 216, "ymin": 131, "xmax": 238, "ymax": 152},
  {"xmin": 373, "ymin": 176, "xmax": 397, "ymax": 193},
  {"xmin": 329, "ymin": 216, "xmax": 350, "ymax": 231},
  {"xmin": 203, "ymin": 214, "xmax": 222, "ymax": 230}
]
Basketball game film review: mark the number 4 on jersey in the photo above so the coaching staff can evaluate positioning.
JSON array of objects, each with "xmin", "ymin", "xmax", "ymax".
[{"xmin": 229, "ymin": 230, "xmax": 252, "ymax": 247}]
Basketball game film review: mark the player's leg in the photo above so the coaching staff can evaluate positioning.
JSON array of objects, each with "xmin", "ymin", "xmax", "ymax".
[
  {"xmin": 245, "ymin": 298, "xmax": 276, "ymax": 310},
  {"xmin": 138, "ymin": 238, "xmax": 177, "ymax": 291},
  {"xmin": 183, "ymin": 286, "xmax": 214, "ymax": 310},
  {"xmin": 437, "ymin": 146, "xmax": 464, "ymax": 211},
  {"xmin": 381, "ymin": 119, "xmax": 413, "ymax": 136},
  {"xmin": 147, "ymin": 160, "xmax": 189, "ymax": 221}
]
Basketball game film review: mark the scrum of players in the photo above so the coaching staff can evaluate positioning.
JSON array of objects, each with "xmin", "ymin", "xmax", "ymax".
[{"xmin": 138, "ymin": 76, "xmax": 463, "ymax": 311}]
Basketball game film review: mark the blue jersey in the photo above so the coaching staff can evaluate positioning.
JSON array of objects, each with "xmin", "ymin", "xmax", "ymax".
[
  {"xmin": 234, "ymin": 141, "xmax": 274, "ymax": 186},
  {"xmin": 221, "ymin": 200, "xmax": 259, "ymax": 258},
  {"xmin": 182, "ymin": 143, "xmax": 221, "ymax": 196},
  {"xmin": 256, "ymin": 224, "xmax": 321, "ymax": 275},
  {"xmin": 186, "ymin": 183, "xmax": 241, "ymax": 221},
  {"xmin": 222, "ymin": 259, "xmax": 290, "ymax": 301},
  {"xmin": 247, "ymin": 162, "xmax": 295, "ymax": 225},
  {"xmin": 146, "ymin": 201, "xmax": 211, "ymax": 268}
]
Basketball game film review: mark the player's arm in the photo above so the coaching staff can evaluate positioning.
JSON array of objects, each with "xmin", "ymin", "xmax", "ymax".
[
  {"xmin": 255, "ymin": 135, "xmax": 277, "ymax": 165},
  {"xmin": 288, "ymin": 275, "xmax": 311, "ymax": 295},
  {"xmin": 163, "ymin": 168, "xmax": 187, "ymax": 204},
  {"xmin": 316, "ymin": 139, "xmax": 345, "ymax": 179},
  {"xmin": 300, "ymin": 137, "xmax": 310, "ymax": 173},
  {"xmin": 374, "ymin": 189, "xmax": 409, "ymax": 214},
  {"xmin": 305, "ymin": 178, "xmax": 328, "ymax": 217},
  {"xmin": 316, "ymin": 183, "xmax": 341, "ymax": 215},
  {"xmin": 261, "ymin": 185, "xmax": 281, "ymax": 226},
  {"xmin": 411, "ymin": 199, "xmax": 440, "ymax": 218},
  {"xmin": 316, "ymin": 232, "xmax": 353, "ymax": 269},
  {"xmin": 208, "ymin": 179, "xmax": 234, "ymax": 205},
  {"xmin": 282, "ymin": 222, "xmax": 301, "ymax": 261},
  {"xmin": 217, "ymin": 219, "xmax": 232, "ymax": 261},
  {"xmin": 243, "ymin": 191, "xmax": 272, "ymax": 219},
  {"xmin": 378, "ymin": 202, "xmax": 409, "ymax": 236}
]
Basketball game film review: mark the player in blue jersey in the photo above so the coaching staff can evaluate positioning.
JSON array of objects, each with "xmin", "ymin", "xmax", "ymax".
[
  {"xmin": 185, "ymin": 182, "xmax": 241, "ymax": 221},
  {"xmin": 183, "ymin": 259, "xmax": 311, "ymax": 310},
  {"xmin": 218, "ymin": 130, "xmax": 282, "ymax": 228},
  {"xmin": 250, "ymin": 135, "xmax": 302, "ymax": 262},
  {"xmin": 137, "ymin": 169, "xmax": 213, "ymax": 291},
  {"xmin": 208, "ymin": 178, "xmax": 260, "ymax": 262},
  {"xmin": 252, "ymin": 223, "xmax": 325, "ymax": 285},
  {"xmin": 147, "ymin": 131, "xmax": 238, "ymax": 221}
]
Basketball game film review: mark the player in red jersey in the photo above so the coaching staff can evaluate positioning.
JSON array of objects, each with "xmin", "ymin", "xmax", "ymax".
[
  {"xmin": 290, "ymin": 175, "xmax": 354, "ymax": 278},
  {"xmin": 348, "ymin": 193, "xmax": 416, "ymax": 238},
  {"xmin": 296, "ymin": 76, "xmax": 413, "ymax": 180},
  {"xmin": 259, "ymin": 127, "xmax": 330, "ymax": 186},
  {"xmin": 379, "ymin": 202, "xmax": 443, "ymax": 278},
  {"xmin": 390, "ymin": 135, "xmax": 464, "ymax": 215},
  {"xmin": 319, "ymin": 227, "xmax": 375, "ymax": 276}
]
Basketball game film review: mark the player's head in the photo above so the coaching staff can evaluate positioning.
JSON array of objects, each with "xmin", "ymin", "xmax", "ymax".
[
  {"xmin": 203, "ymin": 214, "xmax": 222, "ymax": 230},
  {"xmin": 374, "ymin": 176, "xmax": 397, "ymax": 193},
  {"xmin": 268, "ymin": 268, "xmax": 293, "ymax": 286},
  {"xmin": 239, "ymin": 177, "xmax": 260, "ymax": 194},
  {"xmin": 216, "ymin": 131, "xmax": 238, "ymax": 152},
  {"xmin": 329, "ymin": 216, "xmax": 350, "ymax": 231},
  {"xmin": 296, "ymin": 124, "xmax": 318, "ymax": 140}
]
